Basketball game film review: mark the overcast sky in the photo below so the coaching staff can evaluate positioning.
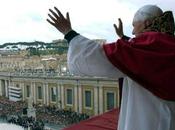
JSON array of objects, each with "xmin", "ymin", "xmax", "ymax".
[{"xmin": 0, "ymin": 0, "xmax": 174, "ymax": 44}]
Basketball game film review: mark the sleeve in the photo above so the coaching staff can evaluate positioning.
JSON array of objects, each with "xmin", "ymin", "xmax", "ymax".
[
  {"xmin": 67, "ymin": 35, "xmax": 125, "ymax": 78},
  {"xmin": 121, "ymin": 35, "xmax": 130, "ymax": 41}
]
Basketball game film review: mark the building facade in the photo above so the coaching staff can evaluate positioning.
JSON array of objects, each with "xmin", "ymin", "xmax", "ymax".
[
  {"xmin": 0, "ymin": 46, "xmax": 119, "ymax": 117},
  {"xmin": 0, "ymin": 72, "xmax": 119, "ymax": 116}
]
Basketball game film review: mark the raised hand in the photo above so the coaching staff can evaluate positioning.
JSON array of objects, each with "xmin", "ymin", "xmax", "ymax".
[
  {"xmin": 113, "ymin": 18, "xmax": 124, "ymax": 38},
  {"xmin": 47, "ymin": 7, "xmax": 72, "ymax": 35}
]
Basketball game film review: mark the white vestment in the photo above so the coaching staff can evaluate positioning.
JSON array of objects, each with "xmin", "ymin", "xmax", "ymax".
[{"xmin": 67, "ymin": 35, "xmax": 175, "ymax": 130}]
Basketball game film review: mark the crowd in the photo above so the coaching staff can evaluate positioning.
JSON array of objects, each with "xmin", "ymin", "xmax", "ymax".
[
  {"xmin": 7, "ymin": 116, "xmax": 44, "ymax": 130},
  {"xmin": 35, "ymin": 105, "xmax": 90, "ymax": 125},
  {"xmin": 0, "ymin": 97, "xmax": 26, "ymax": 120},
  {"xmin": 0, "ymin": 97, "xmax": 89, "ymax": 129}
]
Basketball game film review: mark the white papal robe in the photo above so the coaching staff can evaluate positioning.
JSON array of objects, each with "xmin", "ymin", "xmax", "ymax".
[{"xmin": 67, "ymin": 35, "xmax": 175, "ymax": 130}]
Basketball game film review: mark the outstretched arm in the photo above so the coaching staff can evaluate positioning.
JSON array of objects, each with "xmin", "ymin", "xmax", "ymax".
[
  {"xmin": 47, "ymin": 7, "xmax": 72, "ymax": 35},
  {"xmin": 114, "ymin": 18, "xmax": 124, "ymax": 38},
  {"xmin": 47, "ymin": 7, "xmax": 125, "ymax": 78},
  {"xmin": 113, "ymin": 18, "xmax": 130, "ymax": 40}
]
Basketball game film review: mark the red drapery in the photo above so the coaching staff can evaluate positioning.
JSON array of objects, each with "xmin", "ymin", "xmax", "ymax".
[{"xmin": 62, "ymin": 108, "xmax": 119, "ymax": 130}]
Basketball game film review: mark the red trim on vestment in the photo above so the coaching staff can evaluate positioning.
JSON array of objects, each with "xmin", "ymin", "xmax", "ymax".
[{"xmin": 103, "ymin": 32, "xmax": 175, "ymax": 101}]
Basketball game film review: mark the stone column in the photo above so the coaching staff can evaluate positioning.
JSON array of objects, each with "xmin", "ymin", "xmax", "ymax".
[
  {"xmin": 94, "ymin": 85, "xmax": 99, "ymax": 115},
  {"xmin": 57, "ymin": 83, "xmax": 61, "ymax": 108},
  {"xmin": 30, "ymin": 82, "xmax": 33, "ymax": 100},
  {"xmin": 20, "ymin": 82, "xmax": 25, "ymax": 101},
  {"xmin": 32, "ymin": 82, "xmax": 36, "ymax": 104},
  {"xmin": 78, "ymin": 83, "xmax": 82, "ymax": 113},
  {"xmin": 43, "ymin": 82, "xmax": 50, "ymax": 105},
  {"xmin": 45, "ymin": 82, "xmax": 49, "ymax": 106},
  {"xmin": 43, "ymin": 82, "xmax": 46, "ymax": 105},
  {"xmin": 74, "ymin": 81, "xmax": 78, "ymax": 112},
  {"xmin": 5, "ymin": 80, "xmax": 8, "ymax": 98},
  {"xmin": 0, "ymin": 80, "xmax": 2, "ymax": 96},
  {"xmin": 60, "ymin": 83, "xmax": 64, "ymax": 109},
  {"xmin": 99, "ymin": 85, "xmax": 103, "ymax": 114},
  {"xmin": 9, "ymin": 80, "xmax": 12, "ymax": 87}
]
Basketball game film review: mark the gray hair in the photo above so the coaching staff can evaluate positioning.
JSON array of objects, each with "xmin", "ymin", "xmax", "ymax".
[{"xmin": 133, "ymin": 5, "xmax": 163, "ymax": 22}]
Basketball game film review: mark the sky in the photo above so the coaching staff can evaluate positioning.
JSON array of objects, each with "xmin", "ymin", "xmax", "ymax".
[{"xmin": 0, "ymin": 0, "xmax": 174, "ymax": 44}]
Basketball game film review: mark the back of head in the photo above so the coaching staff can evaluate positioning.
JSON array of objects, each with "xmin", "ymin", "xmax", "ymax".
[{"xmin": 133, "ymin": 5, "xmax": 163, "ymax": 22}]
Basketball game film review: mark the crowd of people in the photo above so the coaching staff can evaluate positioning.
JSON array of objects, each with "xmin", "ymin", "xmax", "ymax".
[
  {"xmin": 0, "ymin": 97, "xmax": 26, "ymax": 120},
  {"xmin": 35, "ymin": 105, "xmax": 89, "ymax": 125},
  {"xmin": 0, "ymin": 97, "xmax": 89, "ymax": 129},
  {"xmin": 7, "ymin": 116, "xmax": 44, "ymax": 130}
]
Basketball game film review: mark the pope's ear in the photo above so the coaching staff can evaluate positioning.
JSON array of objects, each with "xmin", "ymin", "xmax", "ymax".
[{"xmin": 145, "ymin": 19, "xmax": 152, "ymax": 27}]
